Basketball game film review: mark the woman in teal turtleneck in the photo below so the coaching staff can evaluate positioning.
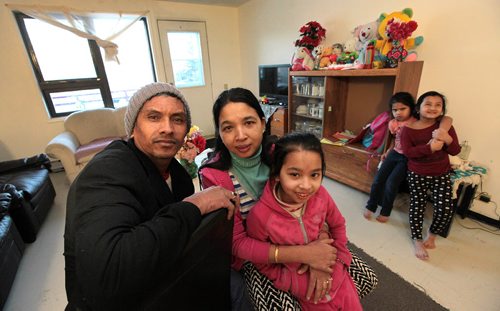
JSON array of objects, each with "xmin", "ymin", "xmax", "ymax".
[{"xmin": 199, "ymin": 88, "xmax": 377, "ymax": 310}]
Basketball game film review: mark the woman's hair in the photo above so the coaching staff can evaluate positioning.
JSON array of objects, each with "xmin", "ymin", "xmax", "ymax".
[
  {"xmin": 270, "ymin": 132, "xmax": 326, "ymax": 179},
  {"xmin": 201, "ymin": 87, "xmax": 274, "ymax": 171},
  {"xmin": 415, "ymin": 91, "xmax": 447, "ymax": 119},
  {"xmin": 389, "ymin": 92, "xmax": 417, "ymax": 118}
]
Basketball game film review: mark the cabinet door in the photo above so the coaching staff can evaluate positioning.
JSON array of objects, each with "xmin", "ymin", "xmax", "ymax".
[
  {"xmin": 322, "ymin": 143, "xmax": 380, "ymax": 193},
  {"xmin": 289, "ymin": 76, "xmax": 325, "ymax": 139},
  {"xmin": 270, "ymin": 108, "xmax": 287, "ymax": 137}
]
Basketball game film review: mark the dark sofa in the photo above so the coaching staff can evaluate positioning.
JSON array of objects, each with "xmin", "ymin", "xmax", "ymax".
[
  {"xmin": 0, "ymin": 154, "xmax": 56, "ymax": 242},
  {"xmin": 0, "ymin": 192, "xmax": 25, "ymax": 309}
]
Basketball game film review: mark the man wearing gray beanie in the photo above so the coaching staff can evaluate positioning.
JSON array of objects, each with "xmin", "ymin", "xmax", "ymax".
[{"xmin": 64, "ymin": 82, "xmax": 235, "ymax": 310}]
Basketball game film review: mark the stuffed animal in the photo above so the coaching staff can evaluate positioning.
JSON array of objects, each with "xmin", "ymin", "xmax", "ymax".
[
  {"xmin": 374, "ymin": 8, "xmax": 424, "ymax": 58},
  {"xmin": 331, "ymin": 43, "xmax": 344, "ymax": 63},
  {"xmin": 312, "ymin": 44, "xmax": 324, "ymax": 69},
  {"xmin": 291, "ymin": 47, "xmax": 315, "ymax": 71},
  {"xmin": 319, "ymin": 46, "xmax": 335, "ymax": 68},
  {"xmin": 353, "ymin": 21, "xmax": 379, "ymax": 52},
  {"xmin": 351, "ymin": 21, "xmax": 379, "ymax": 66}
]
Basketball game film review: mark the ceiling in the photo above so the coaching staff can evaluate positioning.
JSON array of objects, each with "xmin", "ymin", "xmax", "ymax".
[{"xmin": 161, "ymin": 0, "xmax": 251, "ymax": 7}]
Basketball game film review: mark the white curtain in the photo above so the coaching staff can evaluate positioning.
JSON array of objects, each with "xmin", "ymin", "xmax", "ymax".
[{"xmin": 6, "ymin": 4, "xmax": 149, "ymax": 63}]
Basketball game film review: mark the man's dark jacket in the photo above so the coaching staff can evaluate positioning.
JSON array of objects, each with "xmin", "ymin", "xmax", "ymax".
[{"xmin": 64, "ymin": 139, "xmax": 200, "ymax": 310}]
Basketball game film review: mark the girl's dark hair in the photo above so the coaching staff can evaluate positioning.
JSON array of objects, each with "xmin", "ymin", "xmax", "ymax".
[
  {"xmin": 389, "ymin": 92, "xmax": 417, "ymax": 118},
  {"xmin": 270, "ymin": 132, "xmax": 325, "ymax": 179},
  {"xmin": 415, "ymin": 91, "xmax": 447, "ymax": 119},
  {"xmin": 201, "ymin": 87, "xmax": 274, "ymax": 171}
]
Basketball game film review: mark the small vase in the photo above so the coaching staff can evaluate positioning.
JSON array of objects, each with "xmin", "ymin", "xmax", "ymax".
[
  {"xmin": 180, "ymin": 159, "xmax": 198, "ymax": 179},
  {"xmin": 386, "ymin": 40, "xmax": 408, "ymax": 68}
]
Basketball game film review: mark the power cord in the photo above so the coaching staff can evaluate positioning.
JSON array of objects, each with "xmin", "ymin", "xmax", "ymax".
[{"xmin": 455, "ymin": 201, "xmax": 500, "ymax": 235}]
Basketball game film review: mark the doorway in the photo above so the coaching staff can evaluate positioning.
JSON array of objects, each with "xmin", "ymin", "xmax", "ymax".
[{"xmin": 157, "ymin": 20, "xmax": 214, "ymax": 136}]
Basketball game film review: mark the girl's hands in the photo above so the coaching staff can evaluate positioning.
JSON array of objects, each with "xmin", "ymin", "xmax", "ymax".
[
  {"xmin": 430, "ymin": 139, "xmax": 444, "ymax": 152},
  {"xmin": 432, "ymin": 128, "xmax": 453, "ymax": 145}
]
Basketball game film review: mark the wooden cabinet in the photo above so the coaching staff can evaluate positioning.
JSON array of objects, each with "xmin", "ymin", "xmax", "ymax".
[
  {"xmin": 270, "ymin": 107, "xmax": 288, "ymax": 137},
  {"xmin": 288, "ymin": 61, "xmax": 423, "ymax": 193}
]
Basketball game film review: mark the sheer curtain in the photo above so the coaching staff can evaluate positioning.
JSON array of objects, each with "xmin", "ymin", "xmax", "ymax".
[{"xmin": 6, "ymin": 3, "xmax": 148, "ymax": 63}]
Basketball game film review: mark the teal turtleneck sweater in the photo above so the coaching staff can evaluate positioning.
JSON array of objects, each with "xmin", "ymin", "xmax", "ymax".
[{"xmin": 230, "ymin": 146, "xmax": 269, "ymax": 201}]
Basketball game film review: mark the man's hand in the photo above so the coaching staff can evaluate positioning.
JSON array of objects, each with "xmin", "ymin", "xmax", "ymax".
[{"xmin": 183, "ymin": 186, "xmax": 237, "ymax": 219}]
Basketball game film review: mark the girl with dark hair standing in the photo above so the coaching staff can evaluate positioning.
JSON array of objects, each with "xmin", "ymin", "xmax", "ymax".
[{"xmin": 401, "ymin": 91, "xmax": 461, "ymax": 260}]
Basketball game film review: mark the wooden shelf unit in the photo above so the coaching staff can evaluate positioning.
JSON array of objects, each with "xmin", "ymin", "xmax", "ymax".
[{"xmin": 287, "ymin": 61, "xmax": 424, "ymax": 193}]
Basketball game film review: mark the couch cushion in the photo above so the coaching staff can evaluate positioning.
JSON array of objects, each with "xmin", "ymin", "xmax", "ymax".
[
  {"xmin": 65, "ymin": 107, "xmax": 127, "ymax": 145},
  {"xmin": 75, "ymin": 136, "xmax": 124, "ymax": 164},
  {"xmin": 0, "ymin": 169, "xmax": 50, "ymax": 201}
]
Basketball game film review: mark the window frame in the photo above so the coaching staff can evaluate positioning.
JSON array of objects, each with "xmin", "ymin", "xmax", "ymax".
[{"xmin": 14, "ymin": 12, "xmax": 156, "ymax": 118}]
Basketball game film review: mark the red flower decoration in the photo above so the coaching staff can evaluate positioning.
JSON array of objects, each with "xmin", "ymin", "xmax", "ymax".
[
  {"xmin": 294, "ymin": 21, "xmax": 326, "ymax": 52},
  {"xmin": 385, "ymin": 18, "xmax": 418, "ymax": 42},
  {"xmin": 176, "ymin": 125, "xmax": 206, "ymax": 163}
]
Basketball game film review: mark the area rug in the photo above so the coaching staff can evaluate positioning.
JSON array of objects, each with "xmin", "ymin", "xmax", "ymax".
[{"xmin": 349, "ymin": 242, "xmax": 448, "ymax": 311}]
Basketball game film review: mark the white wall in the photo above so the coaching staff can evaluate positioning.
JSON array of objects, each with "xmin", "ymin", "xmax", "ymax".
[
  {"xmin": 239, "ymin": 0, "xmax": 500, "ymax": 200},
  {"xmin": 0, "ymin": 0, "xmax": 242, "ymax": 158}
]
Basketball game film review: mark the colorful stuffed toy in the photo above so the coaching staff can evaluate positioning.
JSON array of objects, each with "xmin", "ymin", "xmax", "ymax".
[
  {"xmin": 319, "ymin": 45, "xmax": 335, "ymax": 68},
  {"xmin": 374, "ymin": 8, "xmax": 423, "ymax": 59},
  {"xmin": 312, "ymin": 44, "xmax": 324, "ymax": 69},
  {"xmin": 291, "ymin": 47, "xmax": 315, "ymax": 71},
  {"xmin": 353, "ymin": 21, "xmax": 379, "ymax": 52},
  {"xmin": 351, "ymin": 20, "xmax": 379, "ymax": 66}
]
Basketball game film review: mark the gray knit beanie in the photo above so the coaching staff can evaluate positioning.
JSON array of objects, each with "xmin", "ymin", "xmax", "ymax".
[{"xmin": 124, "ymin": 82, "xmax": 191, "ymax": 137}]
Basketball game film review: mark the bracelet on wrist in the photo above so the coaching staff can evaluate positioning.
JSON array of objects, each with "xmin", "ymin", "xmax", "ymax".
[{"xmin": 274, "ymin": 245, "xmax": 280, "ymax": 263}]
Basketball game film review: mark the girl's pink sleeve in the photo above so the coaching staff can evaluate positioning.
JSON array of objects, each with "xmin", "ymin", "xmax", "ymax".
[
  {"xmin": 321, "ymin": 187, "xmax": 352, "ymax": 290},
  {"xmin": 324, "ymin": 193, "xmax": 351, "ymax": 265},
  {"xmin": 232, "ymin": 208, "xmax": 270, "ymax": 263},
  {"xmin": 199, "ymin": 167, "xmax": 271, "ymax": 264},
  {"xmin": 246, "ymin": 205, "xmax": 294, "ymax": 294}
]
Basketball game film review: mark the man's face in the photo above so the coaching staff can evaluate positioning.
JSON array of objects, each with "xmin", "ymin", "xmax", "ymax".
[{"xmin": 132, "ymin": 95, "xmax": 188, "ymax": 170}]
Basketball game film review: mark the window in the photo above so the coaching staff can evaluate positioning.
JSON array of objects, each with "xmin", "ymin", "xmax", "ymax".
[
  {"xmin": 166, "ymin": 31, "xmax": 205, "ymax": 88},
  {"xmin": 15, "ymin": 13, "xmax": 156, "ymax": 118}
]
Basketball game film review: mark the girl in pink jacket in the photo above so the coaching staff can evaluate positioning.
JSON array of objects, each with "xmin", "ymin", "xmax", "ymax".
[{"xmin": 247, "ymin": 132, "xmax": 361, "ymax": 310}]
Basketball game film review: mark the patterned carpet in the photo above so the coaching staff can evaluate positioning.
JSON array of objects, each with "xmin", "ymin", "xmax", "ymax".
[{"xmin": 349, "ymin": 242, "xmax": 448, "ymax": 311}]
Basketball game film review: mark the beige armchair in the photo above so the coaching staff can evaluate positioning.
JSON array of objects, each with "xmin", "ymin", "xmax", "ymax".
[{"xmin": 45, "ymin": 107, "xmax": 127, "ymax": 183}]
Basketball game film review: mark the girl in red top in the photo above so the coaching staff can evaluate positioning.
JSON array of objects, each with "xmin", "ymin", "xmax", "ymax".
[
  {"xmin": 247, "ymin": 132, "xmax": 362, "ymax": 310},
  {"xmin": 401, "ymin": 91, "xmax": 461, "ymax": 260}
]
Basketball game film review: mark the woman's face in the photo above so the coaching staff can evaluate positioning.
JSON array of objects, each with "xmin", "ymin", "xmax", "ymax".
[{"xmin": 218, "ymin": 102, "xmax": 266, "ymax": 158}]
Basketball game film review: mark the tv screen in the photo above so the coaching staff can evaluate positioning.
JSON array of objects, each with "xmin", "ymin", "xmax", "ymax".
[{"xmin": 259, "ymin": 64, "xmax": 290, "ymax": 103}]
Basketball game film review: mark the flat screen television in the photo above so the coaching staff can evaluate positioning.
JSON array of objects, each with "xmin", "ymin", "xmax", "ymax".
[{"xmin": 258, "ymin": 64, "xmax": 290, "ymax": 105}]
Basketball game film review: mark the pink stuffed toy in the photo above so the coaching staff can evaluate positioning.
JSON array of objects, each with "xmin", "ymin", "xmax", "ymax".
[{"xmin": 292, "ymin": 47, "xmax": 315, "ymax": 71}]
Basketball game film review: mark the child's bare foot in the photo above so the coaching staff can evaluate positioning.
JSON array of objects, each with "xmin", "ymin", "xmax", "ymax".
[
  {"xmin": 363, "ymin": 209, "xmax": 373, "ymax": 220},
  {"xmin": 413, "ymin": 240, "xmax": 429, "ymax": 260},
  {"xmin": 423, "ymin": 232, "xmax": 437, "ymax": 249},
  {"xmin": 376, "ymin": 215, "xmax": 389, "ymax": 223}
]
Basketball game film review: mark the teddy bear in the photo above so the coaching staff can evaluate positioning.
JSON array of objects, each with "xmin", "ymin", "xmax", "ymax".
[
  {"xmin": 351, "ymin": 20, "xmax": 379, "ymax": 66},
  {"xmin": 291, "ymin": 47, "xmax": 315, "ymax": 71},
  {"xmin": 312, "ymin": 44, "xmax": 324, "ymax": 69},
  {"xmin": 374, "ymin": 8, "xmax": 424, "ymax": 61},
  {"xmin": 353, "ymin": 21, "xmax": 379, "ymax": 52},
  {"xmin": 319, "ymin": 45, "xmax": 335, "ymax": 68}
]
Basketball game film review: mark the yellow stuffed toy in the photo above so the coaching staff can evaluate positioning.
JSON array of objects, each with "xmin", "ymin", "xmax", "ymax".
[
  {"xmin": 319, "ymin": 46, "xmax": 335, "ymax": 68},
  {"xmin": 374, "ymin": 8, "xmax": 423, "ymax": 58}
]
